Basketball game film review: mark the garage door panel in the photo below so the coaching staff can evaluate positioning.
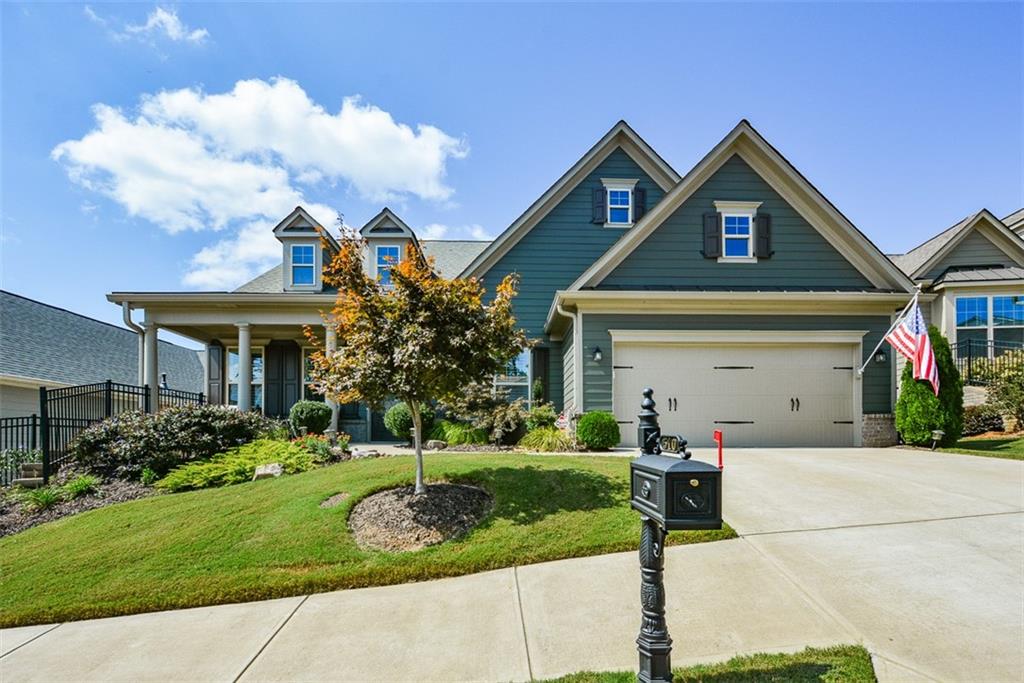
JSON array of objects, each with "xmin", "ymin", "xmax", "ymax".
[{"xmin": 613, "ymin": 342, "xmax": 857, "ymax": 448}]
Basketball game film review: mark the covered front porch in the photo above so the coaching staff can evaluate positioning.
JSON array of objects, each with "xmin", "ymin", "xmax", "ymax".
[{"xmin": 106, "ymin": 292, "xmax": 396, "ymax": 443}]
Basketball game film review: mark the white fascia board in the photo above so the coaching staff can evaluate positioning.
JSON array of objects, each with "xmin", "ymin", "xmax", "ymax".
[{"xmin": 608, "ymin": 329, "xmax": 869, "ymax": 345}]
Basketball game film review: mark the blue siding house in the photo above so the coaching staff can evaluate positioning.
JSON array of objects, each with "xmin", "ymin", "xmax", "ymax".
[{"xmin": 110, "ymin": 120, "xmax": 1024, "ymax": 447}]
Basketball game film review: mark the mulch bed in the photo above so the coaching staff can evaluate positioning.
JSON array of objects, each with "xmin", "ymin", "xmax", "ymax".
[
  {"xmin": 0, "ymin": 477, "xmax": 153, "ymax": 539},
  {"xmin": 348, "ymin": 483, "xmax": 493, "ymax": 552}
]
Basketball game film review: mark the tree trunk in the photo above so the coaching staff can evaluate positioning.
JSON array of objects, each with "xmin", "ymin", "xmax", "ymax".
[{"xmin": 410, "ymin": 401, "xmax": 426, "ymax": 494}]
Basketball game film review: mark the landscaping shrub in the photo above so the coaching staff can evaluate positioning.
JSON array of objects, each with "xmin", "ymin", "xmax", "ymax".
[
  {"xmin": 518, "ymin": 427, "xmax": 575, "ymax": 452},
  {"xmin": 288, "ymin": 400, "xmax": 332, "ymax": 435},
  {"xmin": 576, "ymin": 411, "xmax": 620, "ymax": 450},
  {"xmin": 61, "ymin": 474, "xmax": 101, "ymax": 500},
  {"xmin": 291, "ymin": 434, "xmax": 335, "ymax": 463},
  {"xmin": 989, "ymin": 365, "xmax": 1024, "ymax": 429},
  {"xmin": 526, "ymin": 403, "xmax": 558, "ymax": 431},
  {"xmin": 895, "ymin": 326, "xmax": 963, "ymax": 446},
  {"xmin": 155, "ymin": 439, "xmax": 314, "ymax": 493},
  {"xmin": 963, "ymin": 404, "xmax": 1004, "ymax": 436},
  {"xmin": 71, "ymin": 404, "xmax": 274, "ymax": 480},
  {"xmin": 383, "ymin": 402, "xmax": 435, "ymax": 442},
  {"xmin": 140, "ymin": 468, "xmax": 158, "ymax": 487},
  {"xmin": 441, "ymin": 383, "xmax": 527, "ymax": 444},
  {"xmin": 18, "ymin": 486, "xmax": 62, "ymax": 513},
  {"xmin": 428, "ymin": 420, "xmax": 489, "ymax": 446}
]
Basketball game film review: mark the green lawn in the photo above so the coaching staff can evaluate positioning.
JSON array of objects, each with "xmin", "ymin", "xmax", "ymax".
[
  {"xmin": 543, "ymin": 645, "xmax": 875, "ymax": 682},
  {"xmin": 940, "ymin": 436, "xmax": 1024, "ymax": 460},
  {"xmin": 0, "ymin": 453, "xmax": 735, "ymax": 628}
]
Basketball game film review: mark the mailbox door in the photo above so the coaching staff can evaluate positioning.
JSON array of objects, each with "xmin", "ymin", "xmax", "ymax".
[{"xmin": 665, "ymin": 471, "xmax": 722, "ymax": 530}]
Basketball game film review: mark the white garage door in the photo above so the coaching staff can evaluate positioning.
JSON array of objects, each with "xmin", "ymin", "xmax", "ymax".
[{"xmin": 613, "ymin": 343, "xmax": 858, "ymax": 448}]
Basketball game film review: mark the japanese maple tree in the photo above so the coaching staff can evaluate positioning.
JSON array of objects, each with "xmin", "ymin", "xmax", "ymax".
[{"xmin": 306, "ymin": 230, "xmax": 527, "ymax": 494}]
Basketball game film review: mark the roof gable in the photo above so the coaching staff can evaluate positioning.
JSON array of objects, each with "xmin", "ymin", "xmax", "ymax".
[
  {"xmin": 272, "ymin": 206, "xmax": 339, "ymax": 250},
  {"xmin": 569, "ymin": 120, "xmax": 915, "ymax": 293},
  {"xmin": 460, "ymin": 120, "xmax": 681, "ymax": 279},
  {"xmin": 892, "ymin": 210, "xmax": 1024, "ymax": 281},
  {"xmin": 359, "ymin": 207, "xmax": 418, "ymax": 243}
]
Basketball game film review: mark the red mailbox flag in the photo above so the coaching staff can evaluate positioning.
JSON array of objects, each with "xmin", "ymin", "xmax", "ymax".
[{"xmin": 713, "ymin": 430, "xmax": 723, "ymax": 470}]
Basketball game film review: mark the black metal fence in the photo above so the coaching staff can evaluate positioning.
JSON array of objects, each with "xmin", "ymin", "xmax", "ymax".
[
  {"xmin": 953, "ymin": 339, "xmax": 1024, "ymax": 386},
  {"xmin": 1, "ymin": 415, "xmax": 39, "ymax": 486},
  {"xmin": 34, "ymin": 380, "xmax": 205, "ymax": 483}
]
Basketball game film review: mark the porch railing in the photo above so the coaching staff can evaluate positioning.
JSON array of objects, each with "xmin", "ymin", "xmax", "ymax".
[{"xmin": 952, "ymin": 339, "xmax": 1024, "ymax": 386}]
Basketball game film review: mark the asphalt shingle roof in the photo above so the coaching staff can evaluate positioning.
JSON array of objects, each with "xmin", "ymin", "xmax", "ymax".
[
  {"xmin": 0, "ymin": 291, "xmax": 204, "ymax": 392},
  {"xmin": 1003, "ymin": 208, "xmax": 1024, "ymax": 233},
  {"xmin": 887, "ymin": 213, "xmax": 976, "ymax": 278},
  {"xmin": 235, "ymin": 240, "xmax": 492, "ymax": 292}
]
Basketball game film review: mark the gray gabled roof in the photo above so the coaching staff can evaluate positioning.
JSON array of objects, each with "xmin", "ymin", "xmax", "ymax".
[
  {"xmin": 0, "ymin": 290, "xmax": 203, "ymax": 392},
  {"xmin": 887, "ymin": 213, "xmax": 976, "ymax": 277},
  {"xmin": 235, "ymin": 240, "xmax": 492, "ymax": 291},
  {"xmin": 933, "ymin": 266, "xmax": 1024, "ymax": 284},
  {"xmin": 1003, "ymin": 208, "xmax": 1024, "ymax": 234}
]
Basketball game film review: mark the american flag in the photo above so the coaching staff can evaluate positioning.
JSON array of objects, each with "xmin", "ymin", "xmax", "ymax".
[{"xmin": 886, "ymin": 300, "xmax": 939, "ymax": 395}]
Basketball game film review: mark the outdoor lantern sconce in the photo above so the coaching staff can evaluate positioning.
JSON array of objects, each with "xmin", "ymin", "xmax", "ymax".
[
  {"xmin": 592, "ymin": 346, "xmax": 603, "ymax": 363},
  {"xmin": 873, "ymin": 349, "xmax": 887, "ymax": 364}
]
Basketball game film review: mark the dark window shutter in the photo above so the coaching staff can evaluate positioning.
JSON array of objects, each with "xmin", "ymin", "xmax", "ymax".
[
  {"xmin": 755, "ymin": 213, "xmax": 772, "ymax": 258},
  {"xmin": 633, "ymin": 187, "xmax": 647, "ymax": 221},
  {"xmin": 702, "ymin": 213, "xmax": 722, "ymax": 258},
  {"xmin": 591, "ymin": 188, "xmax": 606, "ymax": 224},
  {"xmin": 207, "ymin": 342, "xmax": 224, "ymax": 405}
]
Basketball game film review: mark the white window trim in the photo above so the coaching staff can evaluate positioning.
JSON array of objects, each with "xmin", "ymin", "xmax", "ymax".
[
  {"xmin": 601, "ymin": 178, "xmax": 638, "ymax": 229},
  {"xmin": 714, "ymin": 200, "xmax": 762, "ymax": 264},
  {"xmin": 374, "ymin": 244, "xmax": 402, "ymax": 286},
  {"xmin": 955, "ymin": 294, "xmax": 1024, "ymax": 356},
  {"xmin": 289, "ymin": 244, "xmax": 317, "ymax": 288},
  {"xmin": 227, "ymin": 345, "xmax": 266, "ymax": 412}
]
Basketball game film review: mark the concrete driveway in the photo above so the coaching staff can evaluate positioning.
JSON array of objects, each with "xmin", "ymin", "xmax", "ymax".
[{"xmin": 1, "ymin": 448, "xmax": 1021, "ymax": 682}]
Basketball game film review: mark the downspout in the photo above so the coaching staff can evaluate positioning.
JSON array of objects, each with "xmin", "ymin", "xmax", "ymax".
[
  {"xmin": 122, "ymin": 302, "xmax": 145, "ymax": 386},
  {"xmin": 556, "ymin": 302, "xmax": 582, "ymax": 414}
]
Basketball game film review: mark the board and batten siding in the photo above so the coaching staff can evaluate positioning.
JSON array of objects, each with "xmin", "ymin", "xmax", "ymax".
[
  {"xmin": 598, "ymin": 155, "xmax": 874, "ymax": 290},
  {"xmin": 923, "ymin": 230, "xmax": 1018, "ymax": 280},
  {"xmin": 580, "ymin": 314, "xmax": 893, "ymax": 415},
  {"xmin": 480, "ymin": 146, "xmax": 666, "ymax": 412}
]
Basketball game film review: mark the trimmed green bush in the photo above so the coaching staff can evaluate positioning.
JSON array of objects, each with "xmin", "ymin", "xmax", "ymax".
[
  {"xmin": 963, "ymin": 404, "xmax": 1004, "ymax": 436},
  {"xmin": 70, "ymin": 405, "xmax": 275, "ymax": 480},
  {"xmin": 383, "ymin": 402, "xmax": 435, "ymax": 442},
  {"xmin": 428, "ymin": 420, "xmax": 488, "ymax": 445},
  {"xmin": 576, "ymin": 411, "xmax": 620, "ymax": 450},
  {"xmin": 895, "ymin": 326, "xmax": 963, "ymax": 446},
  {"xmin": 518, "ymin": 427, "xmax": 574, "ymax": 452},
  {"xmin": 526, "ymin": 403, "xmax": 558, "ymax": 431},
  {"xmin": 156, "ymin": 440, "xmax": 314, "ymax": 493},
  {"xmin": 288, "ymin": 400, "xmax": 332, "ymax": 435}
]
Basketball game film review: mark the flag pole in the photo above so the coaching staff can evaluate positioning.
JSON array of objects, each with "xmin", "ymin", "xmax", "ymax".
[{"xmin": 858, "ymin": 288, "xmax": 920, "ymax": 376}]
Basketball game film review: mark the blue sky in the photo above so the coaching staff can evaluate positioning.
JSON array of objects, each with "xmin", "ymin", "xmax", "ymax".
[{"xmin": 2, "ymin": 2, "xmax": 1022, "ymax": 345}]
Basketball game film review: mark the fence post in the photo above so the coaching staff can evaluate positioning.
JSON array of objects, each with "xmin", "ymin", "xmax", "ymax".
[
  {"xmin": 104, "ymin": 379, "xmax": 113, "ymax": 418},
  {"xmin": 39, "ymin": 387, "xmax": 50, "ymax": 484},
  {"xmin": 30, "ymin": 414, "xmax": 37, "ymax": 452},
  {"xmin": 144, "ymin": 385, "xmax": 151, "ymax": 414},
  {"xmin": 199, "ymin": 392, "xmax": 205, "ymax": 406},
  {"xmin": 966, "ymin": 341, "xmax": 973, "ymax": 385}
]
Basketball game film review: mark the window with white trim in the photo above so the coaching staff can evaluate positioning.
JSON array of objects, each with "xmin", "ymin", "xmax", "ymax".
[
  {"xmin": 722, "ymin": 214, "xmax": 753, "ymax": 258},
  {"xmin": 955, "ymin": 295, "xmax": 1024, "ymax": 355},
  {"xmin": 227, "ymin": 347, "xmax": 264, "ymax": 411},
  {"xmin": 376, "ymin": 245, "xmax": 400, "ymax": 286},
  {"xmin": 494, "ymin": 350, "xmax": 531, "ymax": 407},
  {"xmin": 608, "ymin": 189, "xmax": 631, "ymax": 225},
  {"xmin": 291, "ymin": 245, "xmax": 315, "ymax": 286}
]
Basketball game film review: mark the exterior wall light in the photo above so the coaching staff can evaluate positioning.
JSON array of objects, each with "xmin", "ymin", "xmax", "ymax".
[
  {"xmin": 873, "ymin": 349, "xmax": 887, "ymax": 364},
  {"xmin": 592, "ymin": 346, "xmax": 603, "ymax": 363}
]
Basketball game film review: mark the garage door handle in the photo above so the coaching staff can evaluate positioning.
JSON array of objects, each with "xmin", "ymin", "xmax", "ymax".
[
  {"xmin": 790, "ymin": 397, "xmax": 795, "ymax": 412},
  {"xmin": 795, "ymin": 398, "xmax": 800, "ymax": 411}
]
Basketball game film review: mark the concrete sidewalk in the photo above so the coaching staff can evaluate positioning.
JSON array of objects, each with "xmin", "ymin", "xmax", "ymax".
[{"xmin": 2, "ymin": 448, "xmax": 1022, "ymax": 682}]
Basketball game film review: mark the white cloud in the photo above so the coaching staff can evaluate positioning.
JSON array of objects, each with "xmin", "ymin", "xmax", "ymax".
[
  {"xmin": 52, "ymin": 78, "xmax": 467, "ymax": 289},
  {"xmin": 85, "ymin": 5, "xmax": 209, "ymax": 45},
  {"xmin": 419, "ymin": 223, "xmax": 493, "ymax": 241}
]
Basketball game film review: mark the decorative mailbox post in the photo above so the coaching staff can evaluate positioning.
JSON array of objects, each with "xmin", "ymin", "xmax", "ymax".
[{"xmin": 630, "ymin": 388, "xmax": 723, "ymax": 683}]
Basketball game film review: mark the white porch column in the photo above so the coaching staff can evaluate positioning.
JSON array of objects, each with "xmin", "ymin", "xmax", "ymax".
[
  {"xmin": 325, "ymin": 323, "xmax": 339, "ymax": 432},
  {"xmin": 237, "ymin": 323, "xmax": 252, "ymax": 411},
  {"xmin": 143, "ymin": 323, "xmax": 159, "ymax": 413}
]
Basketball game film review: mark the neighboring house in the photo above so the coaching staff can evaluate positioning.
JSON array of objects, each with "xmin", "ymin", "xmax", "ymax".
[
  {"xmin": 888, "ymin": 210, "xmax": 1024, "ymax": 352},
  {"xmin": 107, "ymin": 119, "xmax": 1020, "ymax": 448},
  {"xmin": 0, "ymin": 290, "xmax": 204, "ymax": 418}
]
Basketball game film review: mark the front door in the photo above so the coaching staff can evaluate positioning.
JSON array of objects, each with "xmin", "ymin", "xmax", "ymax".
[{"xmin": 264, "ymin": 341, "xmax": 301, "ymax": 418}]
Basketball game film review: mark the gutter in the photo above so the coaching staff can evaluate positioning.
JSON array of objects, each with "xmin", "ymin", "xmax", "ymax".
[{"xmin": 122, "ymin": 302, "xmax": 145, "ymax": 385}]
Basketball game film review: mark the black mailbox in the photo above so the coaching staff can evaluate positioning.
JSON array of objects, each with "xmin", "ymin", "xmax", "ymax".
[{"xmin": 631, "ymin": 454, "xmax": 722, "ymax": 531}]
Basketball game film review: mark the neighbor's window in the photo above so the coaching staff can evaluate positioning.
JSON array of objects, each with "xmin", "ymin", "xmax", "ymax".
[
  {"xmin": 228, "ymin": 347, "xmax": 264, "ymax": 411},
  {"xmin": 723, "ymin": 214, "xmax": 753, "ymax": 258},
  {"xmin": 607, "ymin": 189, "xmax": 632, "ymax": 225},
  {"xmin": 376, "ymin": 245, "xmax": 400, "ymax": 286},
  {"xmin": 291, "ymin": 245, "xmax": 315, "ymax": 286}
]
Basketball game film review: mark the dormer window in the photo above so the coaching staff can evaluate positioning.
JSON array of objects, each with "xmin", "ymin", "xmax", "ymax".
[
  {"xmin": 376, "ymin": 245, "xmax": 400, "ymax": 286},
  {"xmin": 291, "ymin": 245, "xmax": 315, "ymax": 286}
]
